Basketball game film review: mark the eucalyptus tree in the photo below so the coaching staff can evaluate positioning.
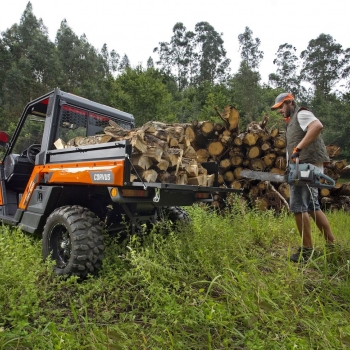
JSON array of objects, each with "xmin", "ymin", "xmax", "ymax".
[
  {"xmin": 300, "ymin": 34, "xmax": 347, "ymax": 99},
  {"xmin": 154, "ymin": 22, "xmax": 230, "ymax": 90},
  {"xmin": 238, "ymin": 26, "xmax": 264, "ymax": 70},
  {"xmin": 118, "ymin": 54, "xmax": 131, "ymax": 72},
  {"xmin": 1, "ymin": 2, "xmax": 58, "ymax": 111},
  {"xmin": 229, "ymin": 61, "xmax": 262, "ymax": 124},
  {"xmin": 193, "ymin": 21, "xmax": 231, "ymax": 85},
  {"xmin": 269, "ymin": 43, "xmax": 304, "ymax": 97},
  {"xmin": 233, "ymin": 27, "xmax": 264, "ymax": 123},
  {"xmin": 154, "ymin": 22, "xmax": 196, "ymax": 90},
  {"xmin": 56, "ymin": 20, "xmax": 107, "ymax": 101},
  {"xmin": 101, "ymin": 43, "xmax": 120, "ymax": 76}
]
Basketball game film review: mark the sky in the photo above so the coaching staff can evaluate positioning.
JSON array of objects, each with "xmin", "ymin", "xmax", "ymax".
[{"xmin": 2, "ymin": 0, "xmax": 350, "ymax": 84}]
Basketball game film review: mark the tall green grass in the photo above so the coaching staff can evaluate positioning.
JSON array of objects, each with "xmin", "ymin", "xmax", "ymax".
[{"xmin": 1, "ymin": 197, "xmax": 350, "ymax": 349}]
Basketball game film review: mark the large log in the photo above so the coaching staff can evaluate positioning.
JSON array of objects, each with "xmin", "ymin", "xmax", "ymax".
[{"xmin": 208, "ymin": 141, "xmax": 225, "ymax": 157}]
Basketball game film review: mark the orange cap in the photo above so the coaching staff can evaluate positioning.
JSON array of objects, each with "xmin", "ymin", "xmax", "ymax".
[{"xmin": 271, "ymin": 93, "xmax": 294, "ymax": 110}]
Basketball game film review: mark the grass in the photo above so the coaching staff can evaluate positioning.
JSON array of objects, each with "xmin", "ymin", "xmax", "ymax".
[{"xmin": 0, "ymin": 195, "xmax": 350, "ymax": 349}]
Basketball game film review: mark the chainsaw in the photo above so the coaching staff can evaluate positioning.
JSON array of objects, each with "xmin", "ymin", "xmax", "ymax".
[{"xmin": 240, "ymin": 158, "xmax": 335, "ymax": 189}]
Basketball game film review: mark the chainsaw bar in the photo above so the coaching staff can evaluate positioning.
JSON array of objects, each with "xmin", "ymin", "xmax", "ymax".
[{"xmin": 240, "ymin": 170, "xmax": 286, "ymax": 183}]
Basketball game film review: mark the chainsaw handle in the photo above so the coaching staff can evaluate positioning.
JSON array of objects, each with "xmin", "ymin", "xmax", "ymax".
[{"xmin": 317, "ymin": 173, "xmax": 335, "ymax": 189}]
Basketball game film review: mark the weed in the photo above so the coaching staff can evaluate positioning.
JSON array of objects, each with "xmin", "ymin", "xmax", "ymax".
[{"xmin": 0, "ymin": 202, "xmax": 350, "ymax": 349}]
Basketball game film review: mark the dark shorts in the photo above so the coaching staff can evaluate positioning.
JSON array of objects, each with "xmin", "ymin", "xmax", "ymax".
[{"xmin": 289, "ymin": 185, "xmax": 320, "ymax": 213}]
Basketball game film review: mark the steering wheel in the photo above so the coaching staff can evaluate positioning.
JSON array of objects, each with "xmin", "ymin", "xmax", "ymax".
[{"xmin": 24, "ymin": 144, "xmax": 41, "ymax": 164}]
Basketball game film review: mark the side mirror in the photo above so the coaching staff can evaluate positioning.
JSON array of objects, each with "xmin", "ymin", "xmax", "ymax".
[{"xmin": 0, "ymin": 132, "xmax": 9, "ymax": 147}]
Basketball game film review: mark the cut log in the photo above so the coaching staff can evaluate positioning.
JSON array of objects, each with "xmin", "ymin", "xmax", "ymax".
[
  {"xmin": 249, "ymin": 158, "xmax": 266, "ymax": 171},
  {"xmin": 207, "ymin": 174, "xmax": 215, "ymax": 187},
  {"xmin": 187, "ymin": 174, "xmax": 207, "ymax": 186},
  {"xmin": 185, "ymin": 162, "xmax": 199, "ymax": 177},
  {"xmin": 275, "ymin": 156, "xmax": 287, "ymax": 170},
  {"xmin": 243, "ymin": 132, "xmax": 259, "ymax": 146},
  {"xmin": 130, "ymin": 133, "xmax": 148, "ymax": 153},
  {"xmin": 270, "ymin": 128, "xmax": 279, "ymax": 138},
  {"xmin": 76, "ymin": 134, "xmax": 113, "ymax": 146},
  {"xmin": 196, "ymin": 149, "xmax": 210, "ymax": 163},
  {"xmin": 163, "ymin": 148, "xmax": 182, "ymax": 167},
  {"xmin": 233, "ymin": 167, "xmax": 244, "ymax": 179},
  {"xmin": 273, "ymin": 135, "xmax": 286, "ymax": 149},
  {"xmin": 184, "ymin": 145, "xmax": 197, "ymax": 159},
  {"xmin": 157, "ymin": 171, "xmax": 176, "ymax": 184},
  {"xmin": 230, "ymin": 180, "xmax": 243, "ymax": 190},
  {"xmin": 246, "ymin": 121, "xmax": 267, "ymax": 139},
  {"xmin": 54, "ymin": 138, "xmax": 67, "ymax": 149},
  {"xmin": 260, "ymin": 141, "xmax": 271, "ymax": 153},
  {"xmin": 132, "ymin": 154, "xmax": 153, "ymax": 171},
  {"xmin": 223, "ymin": 170, "xmax": 235, "ymax": 183},
  {"xmin": 263, "ymin": 153, "xmax": 277, "ymax": 167},
  {"xmin": 142, "ymin": 121, "xmax": 168, "ymax": 133},
  {"xmin": 221, "ymin": 105, "xmax": 240, "ymax": 131},
  {"xmin": 255, "ymin": 197, "xmax": 268, "ymax": 211},
  {"xmin": 269, "ymin": 168, "xmax": 285, "ymax": 175},
  {"xmin": 326, "ymin": 144, "xmax": 341, "ymax": 158},
  {"xmin": 230, "ymin": 153, "xmax": 244, "ymax": 167},
  {"xmin": 165, "ymin": 126, "xmax": 184, "ymax": 142},
  {"xmin": 185, "ymin": 125, "xmax": 196, "ymax": 143},
  {"xmin": 143, "ymin": 133, "xmax": 169, "ymax": 152},
  {"xmin": 153, "ymin": 129, "xmax": 170, "ymax": 142},
  {"xmin": 155, "ymin": 159, "xmax": 169, "ymax": 171},
  {"xmin": 169, "ymin": 138, "xmax": 179, "ymax": 147},
  {"xmin": 220, "ymin": 158, "xmax": 232, "ymax": 171},
  {"xmin": 259, "ymin": 114, "xmax": 269, "ymax": 129},
  {"xmin": 130, "ymin": 174, "xmax": 138, "ymax": 182},
  {"xmin": 141, "ymin": 169, "xmax": 158, "ymax": 182},
  {"xmin": 339, "ymin": 182, "xmax": 350, "ymax": 196},
  {"xmin": 104, "ymin": 127, "xmax": 130, "ymax": 139},
  {"xmin": 246, "ymin": 146, "xmax": 261, "ymax": 159},
  {"xmin": 214, "ymin": 123, "xmax": 225, "ymax": 133},
  {"xmin": 278, "ymin": 182, "xmax": 290, "ymax": 200},
  {"xmin": 208, "ymin": 141, "xmax": 225, "ymax": 157},
  {"xmin": 200, "ymin": 121, "xmax": 215, "ymax": 137},
  {"xmin": 233, "ymin": 135, "xmax": 243, "ymax": 146},
  {"xmin": 320, "ymin": 188, "xmax": 330, "ymax": 197},
  {"xmin": 143, "ymin": 146, "xmax": 163, "ymax": 163}
]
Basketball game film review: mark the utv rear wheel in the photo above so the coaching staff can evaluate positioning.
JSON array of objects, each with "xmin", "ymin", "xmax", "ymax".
[
  {"xmin": 163, "ymin": 206, "xmax": 191, "ymax": 223},
  {"xmin": 42, "ymin": 205, "xmax": 104, "ymax": 278}
]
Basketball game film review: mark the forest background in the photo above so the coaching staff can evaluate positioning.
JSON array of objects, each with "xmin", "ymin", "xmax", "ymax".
[{"xmin": 1, "ymin": 2, "xmax": 350, "ymax": 158}]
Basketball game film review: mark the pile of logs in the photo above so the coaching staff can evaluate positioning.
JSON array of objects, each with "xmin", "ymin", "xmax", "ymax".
[{"xmin": 57, "ymin": 105, "xmax": 350, "ymax": 212}]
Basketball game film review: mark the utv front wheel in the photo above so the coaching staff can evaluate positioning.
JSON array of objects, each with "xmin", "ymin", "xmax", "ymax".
[{"xmin": 42, "ymin": 206, "xmax": 104, "ymax": 278}]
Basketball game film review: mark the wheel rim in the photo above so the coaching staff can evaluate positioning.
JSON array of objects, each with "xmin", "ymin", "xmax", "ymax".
[{"xmin": 49, "ymin": 222, "xmax": 72, "ymax": 268}]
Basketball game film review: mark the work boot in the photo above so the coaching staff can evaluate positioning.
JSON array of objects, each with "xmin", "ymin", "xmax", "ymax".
[{"xmin": 289, "ymin": 247, "xmax": 313, "ymax": 263}]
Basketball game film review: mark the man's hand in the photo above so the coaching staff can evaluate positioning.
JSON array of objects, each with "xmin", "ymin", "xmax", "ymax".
[{"xmin": 291, "ymin": 147, "xmax": 301, "ymax": 162}]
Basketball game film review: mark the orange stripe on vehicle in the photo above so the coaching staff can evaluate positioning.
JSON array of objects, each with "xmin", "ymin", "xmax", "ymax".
[
  {"xmin": 19, "ymin": 168, "xmax": 44, "ymax": 210},
  {"xmin": 18, "ymin": 160, "xmax": 125, "ymax": 210}
]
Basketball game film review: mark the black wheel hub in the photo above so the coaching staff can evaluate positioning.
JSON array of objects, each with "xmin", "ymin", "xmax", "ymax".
[{"xmin": 49, "ymin": 223, "xmax": 71, "ymax": 268}]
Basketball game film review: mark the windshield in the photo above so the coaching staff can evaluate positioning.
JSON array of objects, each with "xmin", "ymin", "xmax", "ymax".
[{"xmin": 12, "ymin": 114, "xmax": 45, "ymax": 155}]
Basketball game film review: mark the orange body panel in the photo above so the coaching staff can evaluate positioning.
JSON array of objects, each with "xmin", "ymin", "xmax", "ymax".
[{"xmin": 19, "ymin": 159, "xmax": 125, "ymax": 210}]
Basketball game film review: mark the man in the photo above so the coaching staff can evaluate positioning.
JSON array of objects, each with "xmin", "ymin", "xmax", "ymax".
[{"xmin": 271, "ymin": 92, "xmax": 336, "ymax": 262}]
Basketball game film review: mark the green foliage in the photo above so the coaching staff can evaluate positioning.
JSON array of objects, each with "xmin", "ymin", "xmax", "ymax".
[
  {"xmin": 1, "ymin": 3, "xmax": 350, "ymax": 165},
  {"xmin": 228, "ymin": 61, "xmax": 264, "ymax": 125},
  {"xmin": 269, "ymin": 43, "xmax": 304, "ymax": 98},
  {"xmin": 300, "ymin": 34, "xmax": 347, "ymax": 98},
  {"xmin": 238, "ymin": 26, "xmax": 264, "ymax": 70},
  {"xmin": 154, "ymin": 21, "xmax": 231, "ymax": 89},
  {"xmin": 1, "ymin": 201, "xmax": 350, "ymax": 349},
  {"xmin": 108, "ymin": 66, "xmax": 174, "ymax": 126}
]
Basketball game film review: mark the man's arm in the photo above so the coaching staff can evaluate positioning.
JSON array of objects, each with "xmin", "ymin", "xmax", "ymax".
[{"xmin": 296, "ymin": 120, "xmax": 323, "ymax": 150}]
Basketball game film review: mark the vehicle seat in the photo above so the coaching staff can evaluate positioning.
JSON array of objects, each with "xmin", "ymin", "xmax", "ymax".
[{"xmin": 3, "ymin": 154, "xmax": 35, "ymax": 192}]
